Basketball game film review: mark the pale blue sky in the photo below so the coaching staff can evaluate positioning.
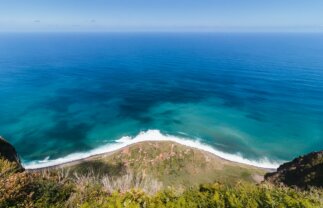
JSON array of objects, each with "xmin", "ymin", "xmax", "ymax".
[{"xmin": 0, "ymin": 0, "xmax": 323, "ymax": 32}]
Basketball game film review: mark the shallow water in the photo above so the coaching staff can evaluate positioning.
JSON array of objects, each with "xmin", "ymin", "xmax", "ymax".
[{"xmin": 0, "ymin": 33, "xmax": 322, "ymax": 167}]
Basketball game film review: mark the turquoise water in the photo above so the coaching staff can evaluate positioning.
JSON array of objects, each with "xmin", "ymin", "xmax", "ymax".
[{"xmin": 0, "ymin": 33, "xmax": 322, "ymax": 167}]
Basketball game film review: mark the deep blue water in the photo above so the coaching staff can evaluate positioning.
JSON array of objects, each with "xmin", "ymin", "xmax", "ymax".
[{"xmin": 0, "ymin": 33, "xmax": 322, "ymax": 166}]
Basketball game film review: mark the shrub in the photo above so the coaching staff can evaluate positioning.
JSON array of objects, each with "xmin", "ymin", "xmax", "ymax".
[
  {"xmin": 0, "ymin": 158, "xmax": 22, "ymax": 177},
  {"xmin": 0, "ymin": 160, "xmax": 322, "ymax": 208},
  {"xmin": 101, "ymin": 172, "xmax": 162, "ymax": 194},
  {"xmin": 0, "ymin": 168, "xmax": 73, "ymax": 208}
]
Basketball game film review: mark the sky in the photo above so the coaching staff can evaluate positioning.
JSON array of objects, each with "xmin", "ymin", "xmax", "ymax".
[{"xmin": 0, "ymin": 0, "xmax": 323, "ymax": 32}]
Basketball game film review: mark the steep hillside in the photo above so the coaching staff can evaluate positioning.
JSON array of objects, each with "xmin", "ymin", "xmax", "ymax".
[
  {"xmin": 265, "ymin": 150, "xmax": 323, "ymax": 189},
  {"xmin": 0, "ymin": 136, "xmax": 24, "ymax": 174},
  {"xmin": 0, "ymin": 136, "xmax": 21, "ymax": 164},
  {"xmin": 59, "ymin": 141, "xmax": 266, "ymax": 187},
  {"xmin": 1, "ymin": 139, "xmax": 323, "ymax": 207}
]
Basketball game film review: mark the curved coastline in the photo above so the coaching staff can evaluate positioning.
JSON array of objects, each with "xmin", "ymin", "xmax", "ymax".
[{"xmin": 23, "ymin": 129, "xmax": 282, "ymax": 169}]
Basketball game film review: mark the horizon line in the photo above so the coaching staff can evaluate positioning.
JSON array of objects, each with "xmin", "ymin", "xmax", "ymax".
[{"xmin": 1, "ymin": 30, "xmax": 323, "ymax": 34}]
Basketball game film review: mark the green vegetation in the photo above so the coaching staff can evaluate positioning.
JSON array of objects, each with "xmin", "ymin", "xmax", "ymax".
[
  {"xmin": 1, "ymin": 157, "xmax": 323, "ymax": 207},
  {"xmin": 0, "ymin": 158, "xmax": 72, "ymax": 208},
  {"xmin": 1, "ymin": 141, "xmax": 323, "ymax": 207},
  {"xmin": 67, "ymin": 142, "xmax": 266, "ymax": 188},
  {"xmin": 84, "ymin": 183, "xmax": 323, "ymax": 208}
]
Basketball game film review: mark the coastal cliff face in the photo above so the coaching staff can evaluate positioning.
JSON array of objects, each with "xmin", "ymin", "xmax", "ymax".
[
  {"xmin": 0, "ymin": 136, "xmax": 21, "ymax": 164},
  {"xmin": 0, "ymin": 136, "xmax": 23, "ymax": 172},
  {"xmin": 265, "ymin": 150, "xmax": 323, "ymax": 188}
]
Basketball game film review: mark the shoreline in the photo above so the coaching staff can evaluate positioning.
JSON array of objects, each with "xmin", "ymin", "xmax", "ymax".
[
  {"xmin": 27, "ymin": 140, "xmax": 274, "ymax": 172},
  {"xmin": 24, "ymin": 130, "xmax": 281, "ymax": 170}
]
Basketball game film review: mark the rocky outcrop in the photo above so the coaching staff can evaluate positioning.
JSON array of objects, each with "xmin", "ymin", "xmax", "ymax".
[
  {"xmin": 265, "ymin": 150, "xmax": 323, "ymax": 189},
  {"xmin": 0, "ymin": 136, "xmax": 22, "ymax": 165}
]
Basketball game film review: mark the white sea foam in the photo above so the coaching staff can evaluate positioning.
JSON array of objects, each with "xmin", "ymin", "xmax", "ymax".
[{"xmin": 23, "ymin": 129, "xmax": 282, "ymax": 169}]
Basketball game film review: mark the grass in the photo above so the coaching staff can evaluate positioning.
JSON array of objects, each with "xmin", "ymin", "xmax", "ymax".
[
  {"xmin": 65, "ymin": 141, "xmax": 266, "ymax": 188},
  {"xmin": 1, "ymin": 144, "xmax": 323, "ymax": 207}
]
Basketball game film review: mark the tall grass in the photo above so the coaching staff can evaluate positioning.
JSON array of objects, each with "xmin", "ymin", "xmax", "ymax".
[
  {"xmin": 101, "ymin": 172, "xmax": 163, "ymax": 194},
  {"xmin": 1, "ymin": 159, "xmax": 323, "ymax": 207}
]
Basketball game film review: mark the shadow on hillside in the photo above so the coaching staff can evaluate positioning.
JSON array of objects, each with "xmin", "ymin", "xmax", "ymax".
[{"xmin": 70, "ymin": 160, "xmax": 127, "ymax": 177}]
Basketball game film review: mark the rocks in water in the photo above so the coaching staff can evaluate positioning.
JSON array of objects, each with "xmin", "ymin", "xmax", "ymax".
[
  {"xmin": 0, "ymin": 136, "xmax": 23, "ymax": 169},
  {"xmin": 265, "ymin": 150, "xmax": 323, "ymax": 189}
]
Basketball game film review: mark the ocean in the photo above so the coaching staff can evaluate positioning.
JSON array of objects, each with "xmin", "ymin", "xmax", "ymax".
[{"xmin": 0, "ymin": 33, "xmax": 322, "ymax": 168}]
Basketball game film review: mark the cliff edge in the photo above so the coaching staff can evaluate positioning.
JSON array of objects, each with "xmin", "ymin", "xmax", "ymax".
[
  {"xmin": 0, "ymin": 136, "xmax": 23, "ymax": 171},
  {"xmin": 265, "ymin": 150, "xmax": 323, "ymax": 188}
]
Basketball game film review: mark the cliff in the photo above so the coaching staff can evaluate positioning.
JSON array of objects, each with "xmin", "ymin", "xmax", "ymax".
[
  {"xmin": 265, "ymin": 150, "xmax": 323, "ymax": 189},
  {"xmin": 0, "ymin": 136, "xmax": 24, "ymax": 172},
  {"xmin": 0, "ymin": 136, "xmax": 21, "ymax": 164}
]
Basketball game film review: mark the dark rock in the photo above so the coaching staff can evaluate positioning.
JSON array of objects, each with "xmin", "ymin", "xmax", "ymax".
[
  {"xmin": 265, "ymin": 150, "xmax": 323, "ymax": 189},
  {"xmin": 0, "ymin": 136, "xmax": 22, "ymax": 165}
]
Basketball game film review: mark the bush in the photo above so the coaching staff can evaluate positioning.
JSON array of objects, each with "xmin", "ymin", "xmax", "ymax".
[
  {"xmin": 0, "ymin": 165, "xmax": 73, "ymax": 208},
  {"xmin": 75, "ymin": 182, "xmax": 323, "ymax": 208},
  {"xmin": 1, "ymin": 159, "xmax": 322, "ymax": 208}
]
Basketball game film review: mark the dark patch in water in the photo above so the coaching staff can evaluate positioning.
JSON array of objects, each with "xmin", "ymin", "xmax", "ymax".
[
  {"xmin": 222, "ymin": 98, "xmax": 245, "ymax": 109},
  {"xmin": 45, "ymin": 121, "xmax": 91, "ymax": 141},
  {"xmin": 40, "ymin": 95, "xmax": 74, "ymax": 113},
  {"xmin": 246, "ymin": 112, "xmax": 267, "ymax": 122},
  {"xmin": 22, "ymin": 120, "xmax": 94, "ymax": 160},
  {"xmin": 172, "ymin": 119, "xmax": 182, "ymax": 124},
  {"xmin": 159, "ymin": 109, "xmax": 175, "ymax": 116},
  {"xmin": 247, "ymin": 95, "xmax": 268, "ymax": 103}
]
